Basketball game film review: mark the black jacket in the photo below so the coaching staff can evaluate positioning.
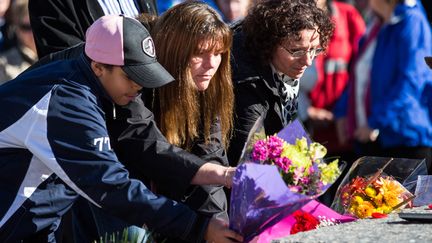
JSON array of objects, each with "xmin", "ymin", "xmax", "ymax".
[
  {"xmin": 116, "ymin": 99, "xmax": 229, "ymax": 220},
  {"xmin": 29, "ymin": 0, "xmax": 158, "ymax": 58},
  {"xmin": 227, "ymin": 24, "xmax": 298, "ymax": 165}
]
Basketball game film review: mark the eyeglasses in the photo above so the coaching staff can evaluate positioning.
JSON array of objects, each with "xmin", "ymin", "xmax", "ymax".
[
  {"xmin": 18, "ymin": 24, "xmax": 32, "ymax": 32},
  {"xmin": 280, "ymin": 45, "xmax": 324, "ymax": 58}
]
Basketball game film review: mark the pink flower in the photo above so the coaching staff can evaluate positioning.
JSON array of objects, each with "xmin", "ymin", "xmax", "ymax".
[
  {"xmin": 293, "ymin": 167, "xmax": 305, "ymax": 183},
  {"xmin": 274, "ymin": 157, "xmax": 292, "ymax": 173},
  {"xmin": 308, "ymin": 165, "xmax": 315, "ymax": 174},
  {"xmin": 267, "ymin": 136, "xmax": 284, "ymax": 159},
  {"xmin": 289, "ymin": 185, "xmax": 302, "ymax": 193},
  {"xmin": 300, "ymin": 176, "xmax": 310, "ymax": 185},
  {"xmin": 252, "ymin": 140, "xmax": 268, "ymax": 161}
]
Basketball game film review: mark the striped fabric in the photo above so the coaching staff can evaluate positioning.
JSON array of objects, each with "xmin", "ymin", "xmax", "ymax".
[{"xmin": 97, "ymin": 0, "xmax": 140, "ymax": 17}]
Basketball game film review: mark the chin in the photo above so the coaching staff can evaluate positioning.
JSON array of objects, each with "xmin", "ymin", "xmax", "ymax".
[
  {"xmin": 292, "ymin": 72, "xmax": 305, "ymax": 79},
  {"xmin": 195, "ymin": 82, "xmax": 210, "ymax": 91}
]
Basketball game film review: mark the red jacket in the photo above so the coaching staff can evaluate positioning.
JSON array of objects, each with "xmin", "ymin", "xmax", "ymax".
[{"xmin": 309, "ymin": 1, "xmax": 365, "ymax": 110}]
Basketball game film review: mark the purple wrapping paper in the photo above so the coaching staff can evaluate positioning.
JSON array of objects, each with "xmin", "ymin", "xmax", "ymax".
[
  {"xmin": 229, "ymin": 119, "xmax": 334, "ymax": 242},
  {"xmin": 229, "ymin": 164, "xmax": 311, "ymax": 242},
  {"xmin": 277, "ymin": 119, "xmax": 311, "ymax": 145}
]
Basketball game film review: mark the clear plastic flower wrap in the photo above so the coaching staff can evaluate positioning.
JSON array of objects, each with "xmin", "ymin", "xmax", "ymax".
[
  {"xmin": 229, "ymin": 118, "xmax": 344, "ymax": 241},
  {"xmin": 331, "ymin": 157, "xmax": 428, "ymax": 218}
]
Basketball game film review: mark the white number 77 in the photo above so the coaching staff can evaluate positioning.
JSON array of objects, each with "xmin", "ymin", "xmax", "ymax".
[{"xmin": 93, "ymin": 137, "xmax": 111, "ymax": 151}]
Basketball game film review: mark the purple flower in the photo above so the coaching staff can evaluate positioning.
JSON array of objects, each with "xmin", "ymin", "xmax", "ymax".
[
  {"xmin": 252, "ymin": 139, "xmax": 268, "ymax": 162},
  {"xmin": 308, "ymin": 165, "xmax": 315, "ymax": 174},
  {"xmin": 267, "ymin": 136, "xmax": 284, "ymax": 159},
  {"xmin": 274, "ymin": 157, "xmax": 292, "ymax": 173}
]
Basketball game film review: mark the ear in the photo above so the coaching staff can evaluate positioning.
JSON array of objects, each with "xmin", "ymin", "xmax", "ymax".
[{"xmin": 91, "ymin": 61, "xmax": 104, "ymax": 77}]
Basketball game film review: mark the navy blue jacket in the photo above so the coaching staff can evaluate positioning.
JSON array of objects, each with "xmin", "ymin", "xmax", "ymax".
[{"xmin": 0, "ymin": 55, "xmax": 208, "ymax": 242}]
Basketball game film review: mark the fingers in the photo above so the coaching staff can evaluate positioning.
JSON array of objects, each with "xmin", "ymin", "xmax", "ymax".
[
  {"xmin": 224, "ymin": 229, "xmax": 244, "ymax": 242},
  {"xmin": 308, "ymin": 107, "xmax": 334, "ymax": 121},
  {"xmin": 206, "ymin": 218, "xmax": 243, "ymax": 243}
]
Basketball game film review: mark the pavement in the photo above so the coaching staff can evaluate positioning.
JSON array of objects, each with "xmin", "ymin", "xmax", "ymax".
[{"xmin": 275, "ymin": 206, "xmax": 432, "ymax": 243}]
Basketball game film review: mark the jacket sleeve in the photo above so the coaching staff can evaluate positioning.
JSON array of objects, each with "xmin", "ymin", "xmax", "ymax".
[
  {"xmin": 346, "ymin": 4, "xmax": 366, "ymax": 60},
  {"xmin": 31, "ymin": 84, "xmax": 208, "ymax": 242},
  {"xmin": 116, "ymin": 98, "xmax": 207, "ymax": 200},
  {"xmin": 29, "ymin": 0, "xmax": 89, "ymax": 58},
  {"xmin": 191, "ymin": 118, "xmax": 229, "ymax": 166},
  {"xmin": 228, "ymin": 81, "xmax": 268, "ymax": 166}
]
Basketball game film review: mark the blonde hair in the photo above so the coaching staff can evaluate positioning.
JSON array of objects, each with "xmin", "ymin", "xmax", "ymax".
[{"xmin": 152, "ymin": 1, "xmax": 234, "ymax": 150}]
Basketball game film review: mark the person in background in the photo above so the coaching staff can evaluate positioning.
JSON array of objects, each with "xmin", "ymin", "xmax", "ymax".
[
  {"xmin": 336, "ymin": 0, "xmax": 432, "ymax": 174},
  {"xmin": 0, "ymin": 0, "xmax": 37, "ymax": 84},
  {"xmin": 29, "ymin": 0, "xmax": 158, "ymax": 58},
  {"xmin": 0, "ymin": 15, "xmax": 242, "ymax": 243},
  {"xmin": 157, "ymin": 0, "xmax": 248, "ymax": 23},
  {"xmin": 227, "ymin": 0, "xmax": 334, "ymax": 165},
  {"xmin": 158, "ymin": 0, "xmax": 219, "ymax": 15},
  {"xmin": 297, "ymin": 0, "xmax": 365, "ymax": 206},
  {"xmin": 215, "ymin": 0, "xmax": 253, "ymax": 23},
  {"xmin": 148, "ymin": 1, "xmax": 233, "ymax": 225},
  {"xmin": 298, "ymin": 0, "xmax": 365, "ymax": 163}
]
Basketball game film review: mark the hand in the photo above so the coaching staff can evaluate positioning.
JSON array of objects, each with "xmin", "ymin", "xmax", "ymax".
[
  {"xmin": 354, "ymin": 126, "xmax": 379, "ymax": 143},
  {"xmin": 191, "ymin": 163, "xmax": 236, "ymax": 188},
  {"xmin": 204, "ymin": 218, "xmax": 243, "ymax": 243},
  {"xmin": 307, "ymin": 106, "xmax": 334, "ymax": 122},
  {"xmin": 223, "ymin": 166, "xmax": 236, "ymax": 189}
]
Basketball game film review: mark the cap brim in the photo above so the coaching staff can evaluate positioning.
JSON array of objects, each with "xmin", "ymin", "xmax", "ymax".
[{"xmin": 122, "ymin": 61, "xmax": 174, "ymax": 88}]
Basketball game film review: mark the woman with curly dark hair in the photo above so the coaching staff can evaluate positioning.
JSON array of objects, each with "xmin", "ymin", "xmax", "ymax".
[{"xmin": 227, "ymin": 0, "xmax": 335, "ymax": 165}]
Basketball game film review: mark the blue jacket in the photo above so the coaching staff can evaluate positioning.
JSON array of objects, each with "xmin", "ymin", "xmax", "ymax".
[
  {"xmin": 0, "ymin": 55, "xmax": 207, "ymax": 242},
  {"xmin": 369, "ymin": 2, "xmax": 432, "ymax": 148}
]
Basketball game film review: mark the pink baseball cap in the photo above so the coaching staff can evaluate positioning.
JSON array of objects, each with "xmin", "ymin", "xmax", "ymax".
[{"xmin": 85, "ymin": 15, "xmax": 174, "ymax": 88}]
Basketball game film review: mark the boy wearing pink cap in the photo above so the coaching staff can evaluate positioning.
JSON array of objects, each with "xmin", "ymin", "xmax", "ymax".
[{"xmin": 0, "ymin": 15, "xmax": 242, "ymax": 243}]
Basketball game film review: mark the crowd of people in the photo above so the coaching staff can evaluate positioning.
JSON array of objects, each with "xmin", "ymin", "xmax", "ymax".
[{"xmin": 0, "ymin": 0, "xmax": 431, "ymax": 242}]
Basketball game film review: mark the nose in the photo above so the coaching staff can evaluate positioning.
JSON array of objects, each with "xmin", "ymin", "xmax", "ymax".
[
  {"xmin": 203, "ymin": 53, "xmax": 219, "ymax": 69},
  {"xmin": 300, "ymin": 52, "xmax": 314, "ymax": 66}
]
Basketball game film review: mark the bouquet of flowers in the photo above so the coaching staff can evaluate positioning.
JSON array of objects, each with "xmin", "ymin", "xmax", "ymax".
[
  {"xmin": 229, "ymin": 119, "xmax": 344, "ymax": 241},
  {"xmin": 332, "ymin": 157, "xmax": 427, "ymax": 219},
  {"xmin": 250, "ymin": 135, "xmax": 340, "ymax": 195}
]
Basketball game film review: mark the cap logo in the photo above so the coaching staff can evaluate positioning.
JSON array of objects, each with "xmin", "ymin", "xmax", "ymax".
[{"xmin": 142, "ymin": 37, "xmax": 156, "ymax": 58}]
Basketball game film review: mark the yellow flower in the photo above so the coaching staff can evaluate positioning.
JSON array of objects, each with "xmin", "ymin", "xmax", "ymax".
[
  {"xmin": 374, "ymin": 207, "xmax": 384, "ymax": 214},
  {"xmin": 355, "ymin": 201, "xmax": 375, "ymax": 218},
  {"xmin": 373, "ymin": 193, "xmax": 383, "ymax": 206},
  {"xmin": 319, "ymin": 159, "xmax": 340, "ymax": 185},
  {"xmin": 365, "ymin": 187, "xmax": 377, "ymax": 198},
  {"xmin": 377, "ymin": 177, "xmax": 405, "ymax": 196},
  {"xmin": 352, "ymin": 195, "xmax": 364, "ymax": 205},
  {"xmin": 384, "ymin": 192, "xmax": 402, "ymax": 208},
  {"xmin": 379, "ymin": 204, "xmax": 393, "ymax": 214}
]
